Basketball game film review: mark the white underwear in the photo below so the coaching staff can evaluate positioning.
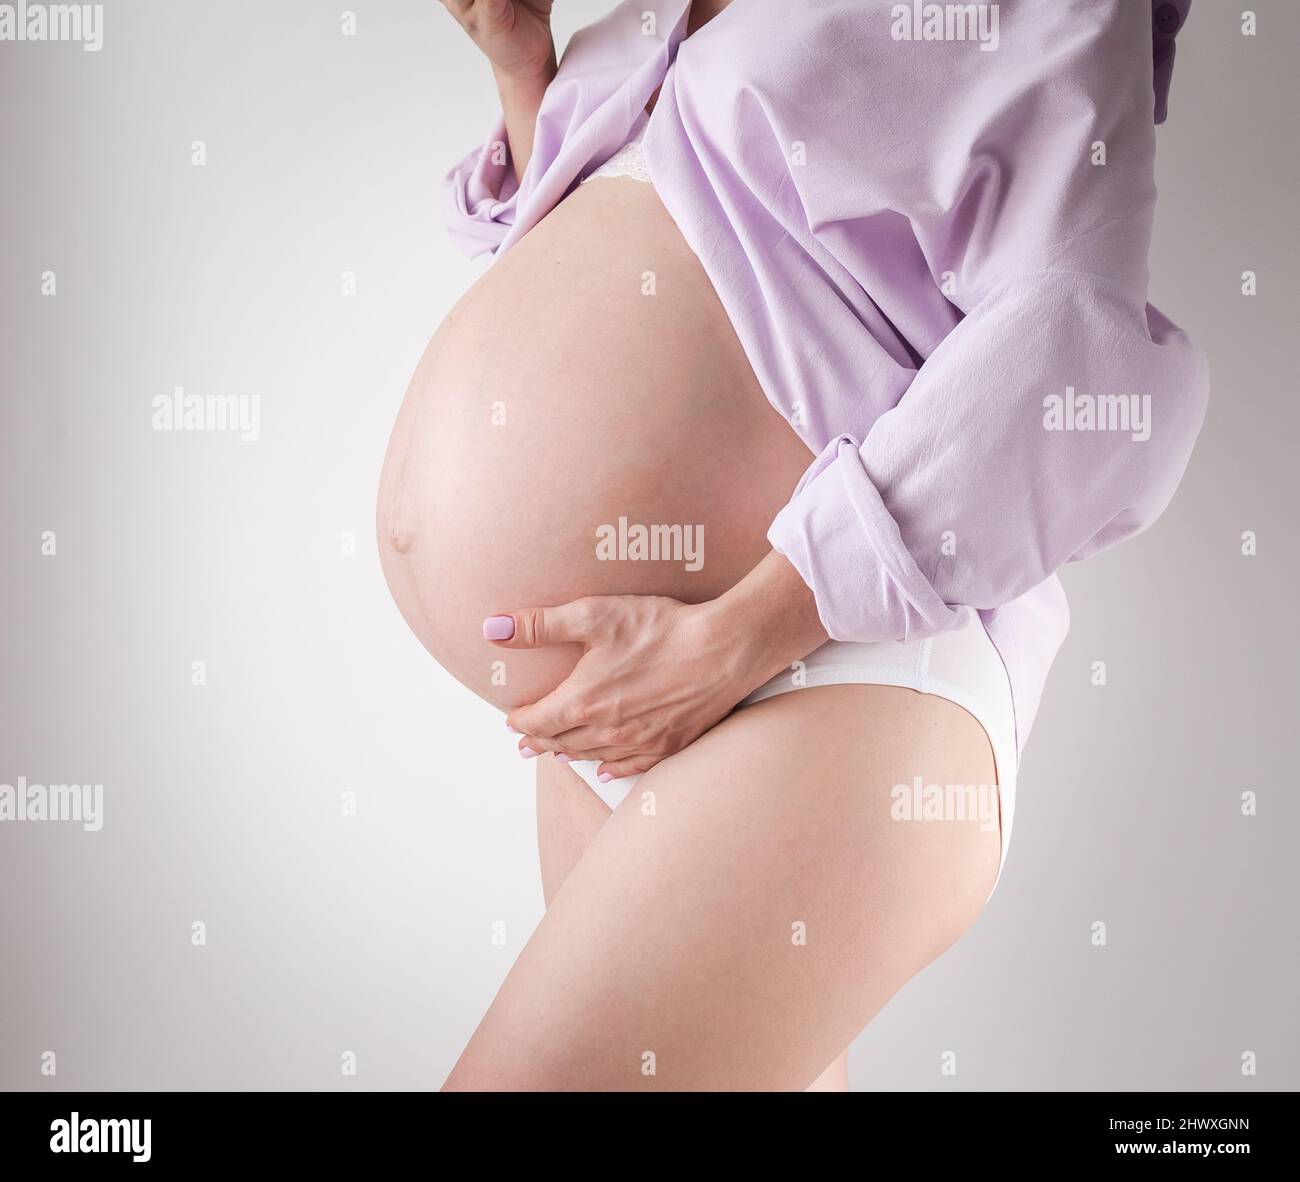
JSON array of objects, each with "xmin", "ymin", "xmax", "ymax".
[{"xmin": 559, "ymin": 616, "xmax": 1018, "ymax": 900}]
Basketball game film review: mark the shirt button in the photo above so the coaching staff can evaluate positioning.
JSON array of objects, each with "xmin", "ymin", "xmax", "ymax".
[{"xmin": 1154, "ymin": 3, "xmax": 1182, "ymax": 37}]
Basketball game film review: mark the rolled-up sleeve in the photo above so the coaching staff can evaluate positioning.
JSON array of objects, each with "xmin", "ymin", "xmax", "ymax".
[
  {"xmin": 768, "ymin": 273, "xmax": 1208, "ymax": 642},
  {"xmin": 443, "ymin": 117, "xmax": 520, "ymax": 259}
]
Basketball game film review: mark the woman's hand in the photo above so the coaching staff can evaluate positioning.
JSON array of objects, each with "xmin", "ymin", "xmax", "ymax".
[
  {"xmin": 485, "ymin": 551, "xmax": 830, "ymax": 782},
  {"xmin": 489, "ymin": 596, "xmax": 748, "ymax": 781},
  {"xmin": 442, "ymin": 1, "xmax": 556, "ymax": 84},
  {"xmin": 441, "ymin": 2, "xmax": 557, "ymax": 182}
]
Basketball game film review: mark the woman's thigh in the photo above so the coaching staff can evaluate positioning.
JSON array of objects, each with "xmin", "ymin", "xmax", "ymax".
[
  {"xmin": 535, "ymin": 756, "xmax": 854, "ymax": 1091},
  {"xmin": 448, "ymin": 682, "xmax": 1000, "ymax": 1092},
  {"xmin": 536, "ymin": 755, "xmax": 611, "ymax": 908}
]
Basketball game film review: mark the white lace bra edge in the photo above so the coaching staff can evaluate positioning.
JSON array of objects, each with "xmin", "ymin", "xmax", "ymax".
[{"xmin": 580, "ymin": 113, "xmax": 654, "ymax": 186}]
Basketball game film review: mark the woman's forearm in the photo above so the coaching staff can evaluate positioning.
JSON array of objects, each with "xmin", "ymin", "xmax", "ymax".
[
  {"xmin": 494, "ymin": 58, "xmax": 555, "ymax": 184},
  {"xmin": 703, "ymin": 549, "xmax": 830, "ymax": 694}
]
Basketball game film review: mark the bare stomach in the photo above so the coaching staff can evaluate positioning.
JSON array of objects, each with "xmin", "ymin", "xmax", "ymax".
[{"xmin": 377, "ymin": 176, "xmax": 814, "ymax": 710}]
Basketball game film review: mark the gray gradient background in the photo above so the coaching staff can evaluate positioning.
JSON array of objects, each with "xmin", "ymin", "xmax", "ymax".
[{"xmin": 1, "ymin": 1, "xmax": 1295, "ymax": 1091}]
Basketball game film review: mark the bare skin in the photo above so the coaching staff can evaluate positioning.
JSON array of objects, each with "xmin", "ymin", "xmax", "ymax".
[
  {"xmin": 376, "ymin": 157, "xmax": 820, "ymax": 713},
  {"xmin": 533, "ymin": 717, "xmax": 865, "ymax": 1092},
  {"xmin": 446, "ymin": 682, "xmax": 999, "ymax": 1091}
]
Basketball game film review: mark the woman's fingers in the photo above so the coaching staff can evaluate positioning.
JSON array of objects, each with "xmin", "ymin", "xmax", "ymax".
[
  {"xmin": 503, "ymin": 672, "xmax": 656, "ymax": 760},
  {"xmin": 483, "ymin": 596, "xmax": 613, "ymax": 650},
  {"xmin": 508, "ymin": 718, "xmax": 634, "ymax": 764},
  {"xmin": 513, "ymin": 729, "xmax": 626, "ymax": 763},
  {"xmin": 517, "ymin": 740, "xmax": 615, "ymax": 763},
  {"xmin": 594, "ymin": 754, "xmax": 662, "ymax": 782},
  {"xmin": 506, "ymin": 686, "xmax": 584, "ymax": 740},
  {"xmin": 443, "ymin": 0, "xmax": 510, "ymax": 27}
]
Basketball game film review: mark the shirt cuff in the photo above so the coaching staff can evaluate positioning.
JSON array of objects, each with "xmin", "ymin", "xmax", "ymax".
[
  {"xmin": 443, "ymin": 117, "xmax": 520, "ymax": 259},
  {"xmin": 767, "ymin": 435, "xmax": 966, "ymax": 643}
]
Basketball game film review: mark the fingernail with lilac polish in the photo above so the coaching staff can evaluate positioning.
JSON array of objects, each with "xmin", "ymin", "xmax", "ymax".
[
  {"xmin": 598, "ymin": 772, "xmax": 614, "ymax": 783},
  {"xmin": 554, "ymin": 753, "xmax": 571, "ymax": 764},
  {"xmin": 483, "ymin": 615, "xmax": 515, "ymax": 641},
  {"xmin": 520, "ymin": 747, "xmax": 539, "ymax": 759}
]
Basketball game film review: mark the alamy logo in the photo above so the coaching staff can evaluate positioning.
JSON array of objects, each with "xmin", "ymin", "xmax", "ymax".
[
  {"xmin": 152, "ymin": 386, "xmax": 261, "ymax": 442},
  {"xmin": 0, "ymin": 2, "xmax": 103, "ymax": 51},
  {"xmin": 891, "ymin": 776, "xmax": 999, "ymax": 832},
  {"xmin": 1042, "ymin": 386, "xmax": 1152, "ymax": 442},
  {"xmin": 0, "ymin": 777, "xmax": 103, "ymax": 831},
  {"xmin": 890, "ymin": 2, "xmax": 1000, "ymax": 51},
  {"xmin": 50, "ymin": 1112, "xmax": 150, "ymax": 1162},
  {"xmin": 595, "ymin": 516, "xmax": 704, "ymax": 571}
]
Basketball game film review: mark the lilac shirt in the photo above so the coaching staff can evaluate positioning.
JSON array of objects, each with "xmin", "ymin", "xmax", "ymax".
[{"xmin": 444, "ymin": 0, "xmax": 1207, "ymax": 756}]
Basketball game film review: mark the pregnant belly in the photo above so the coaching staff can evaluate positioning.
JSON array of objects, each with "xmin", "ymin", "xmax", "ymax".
[{"xmin": 377, "ymin": 176, "xmax": 814, "ymax": 710}]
